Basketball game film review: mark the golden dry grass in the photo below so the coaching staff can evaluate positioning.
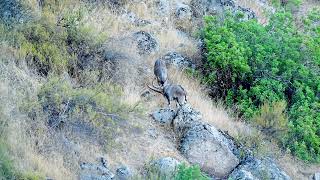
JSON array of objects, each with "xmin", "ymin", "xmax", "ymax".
[{"xmin": 162, "ymin": 69, "xmax": 251, "ymax": 138}]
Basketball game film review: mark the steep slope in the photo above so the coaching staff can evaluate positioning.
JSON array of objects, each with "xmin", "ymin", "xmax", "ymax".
[{"xmin": 0, "ymin": 0, "xmax": 319, "ymax": 179}]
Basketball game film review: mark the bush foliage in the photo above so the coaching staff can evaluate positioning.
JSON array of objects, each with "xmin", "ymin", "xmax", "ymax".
[
  {"xmin": 203, "ymin": 10, "xmax": 320, "ymax": 162},
  {"xmin": 33, "ymin": 76, "xmax": 128, "ymax": 145},
  {"xmin": 174, "ymin": 164, "xmax": 209, "ymax": 180},
  {"xmin": 0, "ymin": 1, "xmax": 105, "ymax": 76}
]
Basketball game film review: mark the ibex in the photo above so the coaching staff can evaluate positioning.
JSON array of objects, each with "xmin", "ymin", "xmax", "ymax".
[
  {"xmin": 148, "ymin": 81, "xmax": 187, "ymax": 107},
  {"xmin": 154, "ymin": 59, "xmax": 168, "ymax": 86}
]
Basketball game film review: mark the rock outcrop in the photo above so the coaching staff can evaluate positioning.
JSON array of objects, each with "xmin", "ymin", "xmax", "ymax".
[
  {"xmin": 133, "ymin": 31, "xmax": 159, "ymax": 55},
  {"xmin": 151, "ymin": 104, "xmax": 291, "ymax": 179},
  {"xmin": 173, "ymin": 104, "xmax": 239, "ymax": 178},
  {"xmin": 151, "ymin": 108, "xmax": 176, "ymax": 126},
  {"xmin": 116, "ymin": 166, "xmax": 132, "ymax": 180},
  {"xmin": 229, "ymin": 157, "xmax": 291, "ymax": 180},
  {"xmin": 175, "ymin": 3, "xmax": 192, "ymax": 20},
  {"xmin": 162, "ymin": 52, "xmax": 195, "ymax": 69}
]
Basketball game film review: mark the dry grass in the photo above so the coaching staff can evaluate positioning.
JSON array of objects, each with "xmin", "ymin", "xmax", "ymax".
[
  {"xmin": 0, "ymin": 58, "xmax": 110, "ymax": 180},
  {"xmin": 0, "ymin": 61, "xmax": 71, "ymax": 179},
  {"xmin": 165, "ymin": 69, "xmax": 251, "ymax": 138}
]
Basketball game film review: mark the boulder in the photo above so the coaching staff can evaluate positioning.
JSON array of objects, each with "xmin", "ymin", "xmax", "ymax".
[
  {"xmin": 162, "ymin": 52, "xmax": 195, "ymax": 69},
  {"xmin": 155, "ymin": 0, "xmax": 170, "ymax": 16},
  {"xmin": 116, "ymin": 166, "xmax": 132, "ymax": 180},
  {"xmin": 229, "ymin": 157, "xmax": 291, "ymax": 180},
  {"xmin": 133, "ymin": 31, "xmax": 159, "ymax": 55},
  {"xmin": 151, "ymin": 108, "xmax": 176, "ymax": 126},
  {"xmin": 179, "ymin": 124, "xmax": 240, "ymax": 178},
  {"xmin": 175, "ymin": 3, "xmax": 192, "ymax": 20},
  {"xmin": 80, "ymin": 157, "xmax": 114, "ymax": 180},
  {"xmin": 172, "ymin": 104, "xmax": 202, "ymax": 136},
  {"xmin": 149, "ymin": 157, "xmax": 180, "ymax": 178},
  {"xmin": 173, "ymin": 104, "xmax": 239, "ymax": 178}
]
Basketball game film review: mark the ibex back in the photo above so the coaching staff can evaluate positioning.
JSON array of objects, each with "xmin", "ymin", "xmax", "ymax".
[{"xmin": 154, "ymin": 59, "xmax": 167, "ymax": 86}]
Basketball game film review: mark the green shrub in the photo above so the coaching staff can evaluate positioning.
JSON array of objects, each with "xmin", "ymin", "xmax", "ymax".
[
  {"xmin": 0, "ymin": 141, "xmax": 43, "ymax": 180},
  {"xmin": 0, "ymin": 2, "xmax": 106, "ymax": 76},
  {"xmin": 36, "ymin": 76, "xmax": 128, "ymax": 146},
  {"xmin": 203, "ymin": 10, "xmax": 320, "ymax": 162},
  {"xmin": 0, "ymin": 141, "xmax": 15, "ymax": 180},
  {"xmin": 174, "ymin": 164, "xmax": 209, "ymax": 180}
]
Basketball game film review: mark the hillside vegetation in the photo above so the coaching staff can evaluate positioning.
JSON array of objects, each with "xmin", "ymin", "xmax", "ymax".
[
  {"xmin": 0, "ymin": 0, "xmax": 319, "ymax": 179},
  {"xmin": 203, "ymin": 10, "xmax": 320, "ymax": 162}
]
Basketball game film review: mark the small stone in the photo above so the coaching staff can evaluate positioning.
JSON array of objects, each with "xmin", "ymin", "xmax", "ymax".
[
  {"xmin": 175, "ymin": 3, "xmax": 192, "ymax": 20},
  {"xmin": 162, "ymin": 52, "xmax": 195, "ymax": 69},
  {"xmin": 116, "ymin": 166, "xmax": 132, "ymax": 180},
  {"xmin": 149, "ymin": 157, "xmax": 180, "ymax": 178},
  {"xmin": 133, "ymin": 31, "xmax": 158, "ymax": 55}
]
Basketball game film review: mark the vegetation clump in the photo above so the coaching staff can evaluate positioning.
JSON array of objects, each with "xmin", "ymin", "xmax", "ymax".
[
  {"xmin": 0, "ymin": 1, "xmax": 106, "ymax": 76},
  {"xmin": 203, "ymin": 10, "xmax": 320, "ymax": 162},
  {"xmin": 174, "ymin": 164, "xmax": 209, "ymax": 180}
]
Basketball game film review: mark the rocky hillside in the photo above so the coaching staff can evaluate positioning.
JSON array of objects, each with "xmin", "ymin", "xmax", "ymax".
[{"xmin": 0, "ymin": 0, "xmax": 319, "ymax": 180}]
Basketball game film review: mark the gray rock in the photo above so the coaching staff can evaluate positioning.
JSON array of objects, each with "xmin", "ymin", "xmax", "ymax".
[
  {"xmin": 155, "ymin": 0, "xmax": 170, "ymax": 16},
  {"xmin": 314, "ymin": 172, "xmax": 320, "ymax": 180},
  {"xmin": 175, "ymin": 3, "xmax": 192, "ymax": 20},
  {"xmin": 80, "ymin": 158, "xmax": 114, "ymax": 180},
  {"xmin": 179, "ymin": 124, "xmax": 240, "ymax": 178},
  {"xmin": 190, "ymin": 0, "xmax": 255, "ymax": 21},
  {"xmin": 173, "ymin": 104, "xmax": 239, "ymax": 178},
  {"xmin": 172, "ymin": 104, "xmax": 202, "ymax": 136},
  {"xmin": 116, "ymin": 166, "xmax": 132, "ymax": 180},
  {"xmin": 190, "ymin": 0, "xmax": 224, "ymax": 18},
  {"xmin": 133, "ymin": 31, "xmax": 159, "ymax": 55},
  {"xmin": 149, "ymin": 157, "xmax": 180, "ymax": 178},
  {"xmin": 162, "ymin": 52, "xmax": 195, "ymax": 69},
  {"xmin": 229, "ymin": 157, "xmax": 291, "ymax": 180},
  {"xmin": 152, "ymin": 108, "xmax": 176, "ymax": 126}
]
